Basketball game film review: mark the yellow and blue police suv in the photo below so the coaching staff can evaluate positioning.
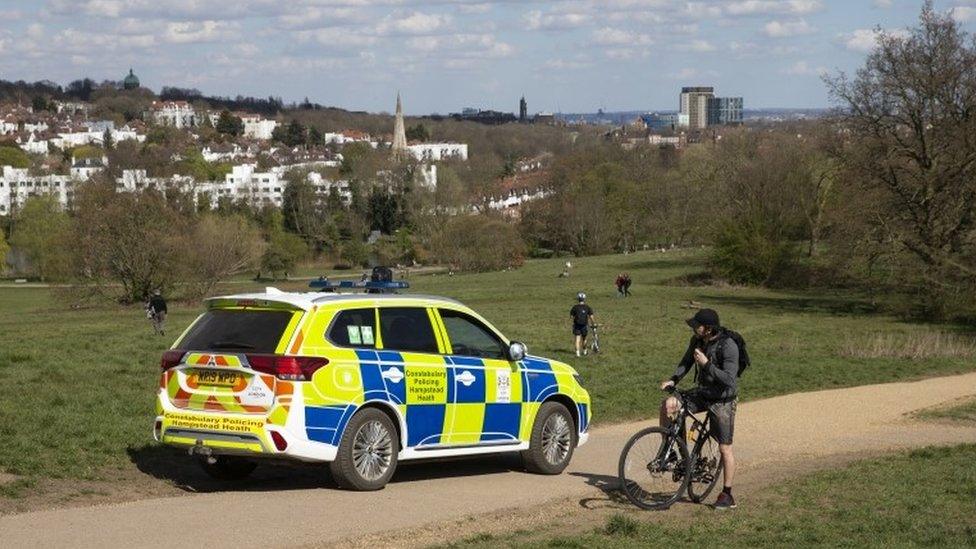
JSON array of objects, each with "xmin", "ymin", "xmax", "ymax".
[{"xmin": 153, "ymin": 282, "xmax": 592, "ymax": 490}]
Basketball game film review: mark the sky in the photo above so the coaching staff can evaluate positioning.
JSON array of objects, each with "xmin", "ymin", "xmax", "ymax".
[{"xmin": 0, "ymin": 1, "xmax": 974, "ymax": 114}]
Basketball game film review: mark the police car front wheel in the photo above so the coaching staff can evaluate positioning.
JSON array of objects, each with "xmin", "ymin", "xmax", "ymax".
[
  {"xmin": 330, "ymin": 408, "xmax": 399, "ymax": 491},
  {"xmin": 522, "ymin": 402, "xmax": 577, "ymax": 475}
]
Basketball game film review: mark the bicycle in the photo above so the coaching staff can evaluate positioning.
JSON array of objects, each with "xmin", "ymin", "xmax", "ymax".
[
  {"xmin": 589, "ymin": 324, "xmax": 601, "ymax": 354},
  {"xmin": 617, "ymin": 387, "xmax": 723, "ymax": 510}
]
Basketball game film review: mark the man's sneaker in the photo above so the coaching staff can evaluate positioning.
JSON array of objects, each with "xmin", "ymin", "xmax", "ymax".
[
  {"xmin": 713, "ymin": 491, "xmax": 737, "ymax": 510},
  {"xmin": 575, "ymin": 350, "xmax": 581, "ymax": 357},
  {"xmin": 583, "ymin": 348, "xmax": 588, "ymax": 356}
]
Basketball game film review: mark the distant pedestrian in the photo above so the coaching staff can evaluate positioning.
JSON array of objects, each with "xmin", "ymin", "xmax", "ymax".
[
  {"xmin": 615, "ymin": 273, "xmax": 632, "ymax": 297},
  {"xmin": 146, "ymin": 289, "xmax": 168, "ymax": 336}
]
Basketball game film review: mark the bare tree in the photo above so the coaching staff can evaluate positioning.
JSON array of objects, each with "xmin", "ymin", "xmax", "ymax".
[{"xmin": 825, "ymin": 2, "xmax": 976, "ymax": 315}]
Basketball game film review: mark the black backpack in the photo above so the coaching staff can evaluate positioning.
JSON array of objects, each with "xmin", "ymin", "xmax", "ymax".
[{"xmin": 717, "ymin": 330, "xmax": 751, "ymax": 377}]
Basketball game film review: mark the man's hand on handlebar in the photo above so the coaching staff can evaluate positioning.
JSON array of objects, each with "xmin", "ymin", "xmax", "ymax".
[{"xmin": 660, "ymin": 380, "xmax": 675, "ymax": 391}]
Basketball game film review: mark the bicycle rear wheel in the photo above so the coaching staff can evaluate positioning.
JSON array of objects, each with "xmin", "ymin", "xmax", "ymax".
[
  {"xmin": 618, "ymin": 427, "xmax": 691, "ymax": 510},
  {"xmin": 687, "ymin": 433, "xmax": 723, "ymax": 503}
]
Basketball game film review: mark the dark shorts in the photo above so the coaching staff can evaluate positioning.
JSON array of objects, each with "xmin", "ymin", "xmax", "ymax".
[
  {"xmin": 573, "ymin": 323, "xmax": 588, "ymax": 336},
  {"xmin": 684, "ymin": 391, "xmax": 737, "ymax": 445}
]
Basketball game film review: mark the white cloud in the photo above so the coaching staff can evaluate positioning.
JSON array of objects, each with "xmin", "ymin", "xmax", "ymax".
[
  {"xmin": 842, "ymin": 27, "xmax": 910, "ymax": 52},
  {"xmin": 376, "ymin": 12, "xmax": 451, "ymax": 35},
  {"xmin": 524, "ymin": 9, "xmax": 589, "ymax": 31},
  {"xmin": 952, "ymin": 6, "xmax": 976, "ymax": 23},
  {"xmin": 873, "ymin": 0, "xmax": 893, "ymax": 7},
  {"xmin": 764, "ymin": 19, "xmax": 815, "ymax": 37},
  {"xmin": 405, "ymin": 33, "xmax": 514, "ymax": 59},
  {"xmin": 591, "ymin": 27, "xmax": 652, "ymax": 46},
  {"xmin": 724, "ymin": 0, "xmax": 823, "ymax": 16},
  {"xmin": 543, "ymin": 58, "xmax": 593, "ymax": 70},
  {"xmin": 164, "ymin": 20, "xmax": 236, "ymax": 44},
  {"xmin": 675, "ymin": 39, "xmax": 716, "ymax": 52},
  {"xmin": 784, "ymin": 60, "xmax": 826, "ymax": 75}
]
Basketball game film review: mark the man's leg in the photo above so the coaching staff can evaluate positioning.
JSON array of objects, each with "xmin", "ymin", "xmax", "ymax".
[
  {"xmin": 719, "ymin": 444, "xmax": 735, "ymax": 488},
  {"xmin": 574, "ymin": 334, "xmax": 582, "ymax": 355}
]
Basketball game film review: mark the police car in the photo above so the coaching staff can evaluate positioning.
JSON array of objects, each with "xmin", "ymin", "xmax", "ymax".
[{"xmin": 153, "ymin": 281, "xmax": 592, "ymax": 490}]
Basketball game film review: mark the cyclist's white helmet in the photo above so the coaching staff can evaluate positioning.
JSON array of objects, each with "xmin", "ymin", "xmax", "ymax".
[{"xmin": 577, "ymin": 291, "xmax": 586, "ymax": 302}]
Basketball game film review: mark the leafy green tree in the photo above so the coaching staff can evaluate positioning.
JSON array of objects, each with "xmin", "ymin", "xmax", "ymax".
[
  {"xmin": 261, "ymin": 228, "xmax": 307, "ymax": 279},
  {"xmin": 405, "ymin": 124, "xmax": 430, "ymax": 142},
  {"xmin": 9, "ymin": 196, "xmax": 72, "ymax": 281},
  {"xmin": 0, "ymin": 146, "xmax": 30, "ymax": 168},
  {"xmin": 0, "ymin": 228, "xmax": 10, "ymax": 274},
  {"xmin": 215, "ymin": 110, "xmax": 244, "ymax": 137},
  {"xmin": 102, "ymin": 128, "xmax": 114, "ymax": 150},
  {"xmin": 273, "ymin": 120, "xmax": 307, "ymax": 147},
  {"xmin": 31, "ymin": 96, "xmax": 50, "ymax": 112}
]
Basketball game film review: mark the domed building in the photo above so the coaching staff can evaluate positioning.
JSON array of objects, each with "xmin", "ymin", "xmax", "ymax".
[{"xmin": 122, "ymin": 68, "xmax": 140, "ymax": 90}]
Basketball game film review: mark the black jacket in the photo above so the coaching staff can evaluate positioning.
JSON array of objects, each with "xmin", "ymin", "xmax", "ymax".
[
  {"xmin": 148, "ymin": 296, "xmax": 167, "ymax": 314},
  {"xmin": 671, "ymin": 331, "xmax": 739, "ymax": 401}
]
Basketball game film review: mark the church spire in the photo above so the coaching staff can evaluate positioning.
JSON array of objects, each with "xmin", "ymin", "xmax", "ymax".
[{"xmin": 392, "ymin": 92, "xmax": 407, "ymax": 158}]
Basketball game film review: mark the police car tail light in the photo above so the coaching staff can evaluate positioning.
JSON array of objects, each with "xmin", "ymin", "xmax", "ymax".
[
  {"xmin": 246, "ymin": 355, "xmax": 329, "ymax": 381},
  {"xmin": 160, "ymin": 350, "xmax": 186, "ymax": 371}
]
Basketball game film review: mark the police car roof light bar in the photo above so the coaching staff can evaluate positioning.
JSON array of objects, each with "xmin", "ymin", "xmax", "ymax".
[{"xmin": 308, "ymin": 278, "xmax": 410, "ymax": 292}]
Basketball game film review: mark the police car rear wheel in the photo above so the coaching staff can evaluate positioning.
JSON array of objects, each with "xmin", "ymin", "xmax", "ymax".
[
  {"xmin": 197, "ymin": 455, "xmax": 257, "ymax": 481},
  {"xmin": 522, "ymin": 402, "xmax": 576, "ymax": 475},
  {"xmin": 330, "ymin": 408, "xmax": 398, "ymax": 491}
]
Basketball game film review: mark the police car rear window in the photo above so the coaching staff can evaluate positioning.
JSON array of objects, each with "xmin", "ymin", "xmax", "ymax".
[
  {"xmin": 177, "ymin": 310, "xmax": 293, "ymax": 353},
  {"xmin": 327, "ymin": 308, "xmax": 377, "ymax": 349}
]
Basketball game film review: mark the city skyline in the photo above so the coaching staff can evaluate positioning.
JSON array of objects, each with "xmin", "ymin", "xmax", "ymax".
[{"xmin": 1, "ymin": 1, "xmax": 974, "ymax": 114}]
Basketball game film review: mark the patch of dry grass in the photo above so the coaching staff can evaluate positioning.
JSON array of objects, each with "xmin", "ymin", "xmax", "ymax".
[{"xmin": 840, "ymin": 331, "xmax": 976, "ymax": 360}]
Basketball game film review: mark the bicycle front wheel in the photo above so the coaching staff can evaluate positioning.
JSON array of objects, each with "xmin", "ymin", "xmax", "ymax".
[
  {"xmin": 618, "ymin": 427, "xmax": 691, "ymax": 510},
  {"xmin": 687, "ymin": 433, "xmax": 723, "ymax": 503}
]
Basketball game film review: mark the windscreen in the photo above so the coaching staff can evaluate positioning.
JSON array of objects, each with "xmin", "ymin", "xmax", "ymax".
[{"xmin": 177, "ymin": 309, "xmax": 295, "ymax": 353}]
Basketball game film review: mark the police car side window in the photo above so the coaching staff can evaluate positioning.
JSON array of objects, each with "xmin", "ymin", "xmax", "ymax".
[
  {"xmin": 439, "ymin": 309, "xmax": 506, "ymax": 360},
  {"xmin": 378, "ymin": 307, "xmax": 439, "ymax": 354},
  {"xmin": 327, "ymin": 308, "xmax": 377, "ymax": 348}
]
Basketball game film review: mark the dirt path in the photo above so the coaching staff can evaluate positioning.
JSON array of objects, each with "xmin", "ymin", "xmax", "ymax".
[{"xmin": 3, "ymin": 373, "xmax": 976, "ymax": 548}]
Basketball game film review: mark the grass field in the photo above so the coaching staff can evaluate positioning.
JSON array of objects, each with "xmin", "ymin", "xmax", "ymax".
[
  {"xmin": 1, "ymin": 249, "xmax": 974, "ymax": 482},
  {"xmin": 918, "ymin": 398, "xmax": 976, "ymax": 425},
  {"xmin": 448, "ymin": 444, "xmax": 976, "ymax": 548}
]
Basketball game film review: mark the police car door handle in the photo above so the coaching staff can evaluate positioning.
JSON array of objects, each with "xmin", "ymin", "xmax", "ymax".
[{"xmin": 456, "ymin": 370, "xmax": 476, "ymax": 387}]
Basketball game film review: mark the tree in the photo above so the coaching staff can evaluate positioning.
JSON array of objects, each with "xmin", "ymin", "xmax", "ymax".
[
  {"xmin": 31, "ymin": 96, "xmax": 50, "ymax": 112},
  {"xmin": 433, "ymin": 215, "xmax": 525, "ymax": 272},
  {"xmin": 282, "ymin": 175, "xmax": 337, "ymax": 250},
  {"xmin": 406, "ymin": 123, "xmax": 430, "ymax": 142},
  {"xmin": 273, "ymin": 120, "xmax": 307, "ymax": 147},
  {"xmin": 102, "ymin": 128, "xmax": 114, "ymax": 150},
  {"xmin": 215, "ymin": 110, "xmax": 244, "ymax": 137},
  {"xmin": 184, "ymin": 214, "xmax": 265, "ymax": 297},
  {"xmin": 0, "ymin": 145, "xmax": 30, "ymax": 169},
  {"xmin": 8, "ymin": 196, "xmax": 72, "ymax": 281},
  {"xmin": 0, "ymin": 228, "xmax": 10, "ymax": 274},
  {"xmin": 71, "ymin": 184, "xmax": 189, "ymax": 302},
  {"xmin": 825, "ymin": 2, "xmax": 976, "ymax": 317},
  {"xmin": 261, "ymin": 228, "xmax": 307, "ymax": 279}
]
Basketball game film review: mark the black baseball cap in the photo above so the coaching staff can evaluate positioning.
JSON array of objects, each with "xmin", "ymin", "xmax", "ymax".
[{"xmin": 686, "ymin": 308, "xmax": 720, "ymax": 330}]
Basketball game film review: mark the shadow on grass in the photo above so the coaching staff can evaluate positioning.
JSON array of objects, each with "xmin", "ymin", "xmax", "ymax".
[
  {"xmin": 570, "ymin": 471, "xmax": 632, "ymax": 510},
  {"xmin": 698, "ymin": 293, "xmax": 880, "ymax": 317},
  {"xmin": 128, "ymin": 444, "xmax": 526, "ymax": 493},
  {"xmin": 616, "ymin": 257, "xmax": 706, "ymax": 272}
]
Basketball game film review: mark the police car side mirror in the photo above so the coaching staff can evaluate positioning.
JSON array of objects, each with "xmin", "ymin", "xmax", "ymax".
[{"xmin": 508, "ymin": 341, "xmax": 527, "ymax": 362}]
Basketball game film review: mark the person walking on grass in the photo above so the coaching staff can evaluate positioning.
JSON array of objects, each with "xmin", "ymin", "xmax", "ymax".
[
  {"xmin": 570, "ymin": 292, "xmax": 595, "ymax": 357},
  {"xmin": 660, "ymin": 308, "xmax": 739, "ymax": 510},
  {"xmin": 146, "ymin": 289, "xmax": 168, "ymax": 336},
  {"xmin": 615, "ymin": 273, "xmax": 632, "ymax": 297}
]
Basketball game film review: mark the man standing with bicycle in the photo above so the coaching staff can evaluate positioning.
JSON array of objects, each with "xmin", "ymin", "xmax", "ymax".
[{"xmin": 660, "ymin": 308, "xmax": 739, "ymax": 509}]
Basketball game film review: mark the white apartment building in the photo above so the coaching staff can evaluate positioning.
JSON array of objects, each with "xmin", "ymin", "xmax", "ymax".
[
  {"xmin": 406, "ymin": 143, "xmax": 468, "ymax": 162},
  {"xmin": 70, "ymin": 157, "xmax": 106, "ymax": 180},
  {"xmin": 150, "ymin": 101, "xmax": 197, "ymax": 128},
  {"xmin": 487, "ymin": 187, "xmax": 552, "ymax": 212},
  {"xmin": 0, "ymin": 166, "xmax": 73, "ymax": 216},
  {"xmin": 241, "ymin": 115, "xmax": 278, "ymax": 140}
]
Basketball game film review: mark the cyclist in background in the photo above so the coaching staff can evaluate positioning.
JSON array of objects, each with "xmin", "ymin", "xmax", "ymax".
[{"xmin": 570, "ymin": 292, "xmax": 595, "ymax": 357}]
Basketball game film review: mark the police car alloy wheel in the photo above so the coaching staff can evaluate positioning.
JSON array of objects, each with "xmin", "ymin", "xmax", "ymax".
[
  {"xmin": 522, "ymin": 402, "xmax": 577, "ymax": 475},
  {"xmin": 330, "ymin": 408, "xmax": 399, "ymax": 490}
]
